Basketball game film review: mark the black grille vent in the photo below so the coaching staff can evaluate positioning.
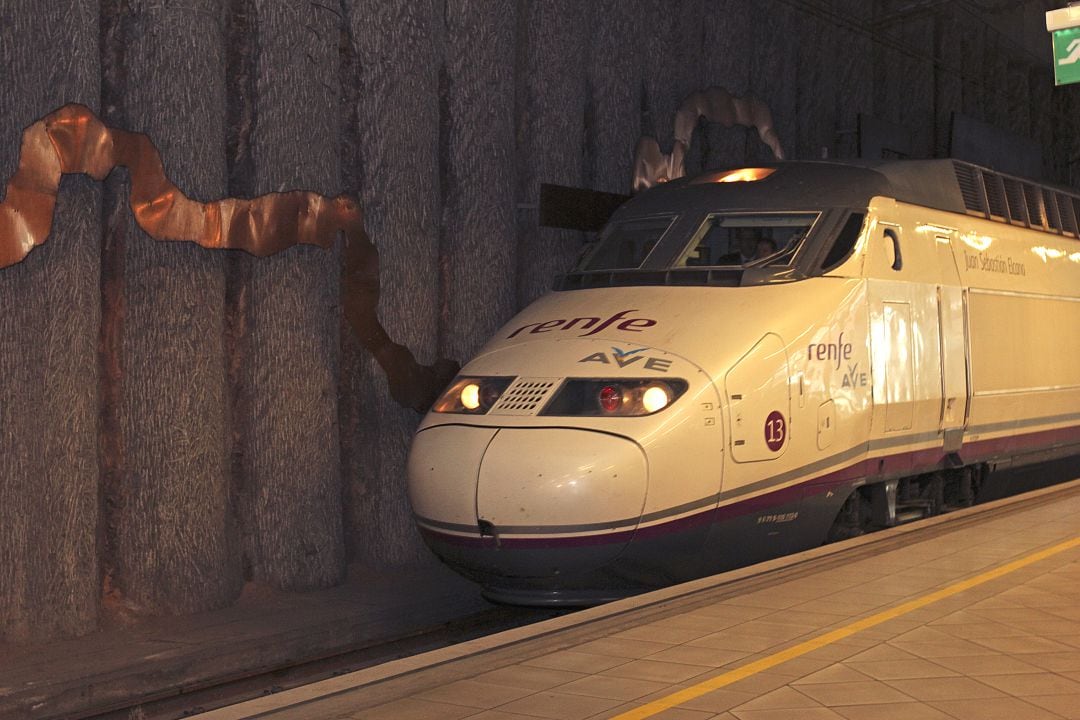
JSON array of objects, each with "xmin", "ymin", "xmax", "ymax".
[
  {"xmin": 983, "ymin": 172, "xmax": 1009, "ymax": 220},
  {"xmin": 952, "ymin": 160, "xmax": 1080, "ymax": 237},
  {"xmin": 1045, "ymin": 190, "xmax": 1063, "ymax": 233},
  {"xmin": 1003, "ymin": 178, "xmax": 1028, "ymax": 226},
  {"xmin": 1061, "ymin": 194, "xmax": 1079, "ymax": 235},
  {"xmin": 954, "ymin": 163, "xmax": 985, "ymax": 215},
  {"xmin": 1023, "ymin": 184, "xmax": 1045, "ymax": 229},
  {"xmin": 491, "ymin": 378, "xmax": 559, "ymax": 415}
]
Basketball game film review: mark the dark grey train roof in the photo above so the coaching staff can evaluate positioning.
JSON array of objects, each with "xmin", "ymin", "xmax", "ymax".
[
  {"xmin": 618, "ymin": 160, "xmax": 966, "ymax": 215},
  {"xmin": 617, "ymin": 159, "xmax": 1080, "ymax": 237}
]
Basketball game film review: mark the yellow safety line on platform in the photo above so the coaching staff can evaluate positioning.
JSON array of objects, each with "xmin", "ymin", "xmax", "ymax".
[{"xmin": 611, "ymin": 534, "xmax": 1080, "ymax": 720}]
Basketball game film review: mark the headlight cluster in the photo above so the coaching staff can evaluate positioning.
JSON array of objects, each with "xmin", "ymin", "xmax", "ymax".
[
  {"xmin": 431, "ymin": 376, "xmax": 687, "ymax": 416},
  {"xmin": 540, "ymin": 379, "xmax": 688, "ymax": 416},
  {"xmin": 431, "ymin": 376, "xmax": 514, "ymax": 414}
]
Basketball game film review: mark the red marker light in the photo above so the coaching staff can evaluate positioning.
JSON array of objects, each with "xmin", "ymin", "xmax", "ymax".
[{"xmin": 599, "ymin": 385, "xmax": 622, "ymax": 413}]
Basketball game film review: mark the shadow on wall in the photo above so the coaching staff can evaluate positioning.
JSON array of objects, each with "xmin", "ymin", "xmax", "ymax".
[{"xmin": 0, "ymin": 103, "xmax": 458, "ymax": 411}]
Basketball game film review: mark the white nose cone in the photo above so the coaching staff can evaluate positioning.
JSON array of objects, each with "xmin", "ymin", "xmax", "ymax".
[
  {"xmin": 477, "ymin": 428, "xmax": 647, "ymax": 534},
  {"xmin": 408, "ymin": 425, "xmax": 497, "ymax": 530}
]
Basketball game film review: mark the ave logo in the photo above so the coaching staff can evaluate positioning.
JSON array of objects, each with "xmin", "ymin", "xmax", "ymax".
[
  {"xmin": 841, "ymin": 362, "xmax": 868, "ymax": 388},
  {"xmin": 579, "ymin": 346, "xmax": 673, "ymax": 372}
]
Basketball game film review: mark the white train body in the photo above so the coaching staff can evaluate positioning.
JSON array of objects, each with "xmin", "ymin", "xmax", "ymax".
[{"xmin": 407, "ymin": 160, "xmax": 1080, "ymax": 604}]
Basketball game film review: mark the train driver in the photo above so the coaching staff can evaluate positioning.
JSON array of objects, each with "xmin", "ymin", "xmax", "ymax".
[{"xmin": 718, "ymin": 227, "xmax": 765, "ymax": 265}]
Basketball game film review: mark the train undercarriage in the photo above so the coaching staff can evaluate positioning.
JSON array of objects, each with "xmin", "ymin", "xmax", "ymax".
[{"xmin": 826, "ymin": 464, "xmax": 988, "ymax": 542}]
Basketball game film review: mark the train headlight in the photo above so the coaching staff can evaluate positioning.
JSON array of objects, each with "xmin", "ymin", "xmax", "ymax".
[
  {"xmin": 460, "ymin": 383, "xmax": 481, "ymax": 410},
  {"xmin": 541, "ymin": 379, "xmax": 688, "ymax": 417},
  {"xmin": 641, "ymin": 385, "xmax": 670, "ymax": 413},
  {"xmin": 432, "ymin": 376, "xmax": 514, "ymax": 414}
]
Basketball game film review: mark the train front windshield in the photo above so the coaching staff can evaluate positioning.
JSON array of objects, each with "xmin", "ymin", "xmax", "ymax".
[
  {"xmin": 577, "ymin": 212, "xmax": 819, "ymax": 273},
  {"xmin": 675, "ymin": 213, "xmax": 818, "ymax": 268},
  {"xmin": 579, "ymin": 215, "xmax": 676, "ymax": 271}
]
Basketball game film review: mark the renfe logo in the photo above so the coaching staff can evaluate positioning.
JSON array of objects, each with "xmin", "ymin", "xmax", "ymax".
[
  {"xmin": 507, "ymin": 309, "xmax": 658, "ymax": 339},
  {"xmin": 807, "ymin": 331, "xmax": 852, "ymax": 370}
]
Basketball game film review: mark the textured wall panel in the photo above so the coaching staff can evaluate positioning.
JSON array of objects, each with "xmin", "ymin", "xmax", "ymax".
[
  {"xmin": 1065, "ymin": 91, "xmax": 1080, "ymax": 188},
  {"xmin": 234, "ymin": 0, "xmax": 345, "ymax": 589},
  {"xmin": 1004, "ymin": 59, "xmax": 1031, "ymax": 141},
  {"xmin": 795, "ymin": 11, "xmax": 837, "ymax": 161},
  {"xmin": 439, "ymin": 0, "xmax": 517, "ymax": 361},
  {"xmin": 640, "ymin": 0, "xmax": 705, "ymax": 174},
  {"xmin": 586, "ymin": 0, "xmax": 643, "ymax": 194},
  {"xmin": 747, "ymin": 1, "xmax": 798, "ymax": 163},
  {"xmin": 701, "ymin": 0, "xmax": 751, "ymax": 96},
  {"xmin": 515, "ymin": 0, "xmax": 588, "ymax": 307},
  {"xmin": 833, "ymin": 0, "xmax": 875, "ymax": 159},
  {"xmin": 933, "ymin": 9, "xmax": 963, "ymax": 159},
  {"xmin": 900, "ymin": 16, "xmax": 936, "ymax": 157},
  {"xmin": 915, "ymin": 17, "xmax": 938, "ymax": 158},
  {"xmin": 1032, "ymin": 65, "xmax": 1055, "ymax": 182},
  {"xmin": 343, "ymin": 0, "xmax": 443, "ymax": 567},
  {"xmin": 959, "ymin": 20, "xmax": 988, "ymax": 118},
  {"xmin": 701, "ymin": 1, "xmax": 754, "ymax": 168},
  {"xmin": 0, "ymin": 0, "xmax": 101, "ymax": 641},
  {"xmin": 108, "ymin": 0, "xmax": 239, "ymax": 614}
]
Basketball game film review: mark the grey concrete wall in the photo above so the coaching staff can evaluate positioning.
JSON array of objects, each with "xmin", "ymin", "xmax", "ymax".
[{"xmin": 0, "ymin": 0, "xmax": 1076, "ymax": 641}]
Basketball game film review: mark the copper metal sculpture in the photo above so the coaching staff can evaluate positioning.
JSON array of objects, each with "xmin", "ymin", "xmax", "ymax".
[
  {"xmin": 632, "ymin": 86, "xmax": 786, "ymax": 193},
  {"xmin": 0, "ymin": 103, "xmax": 456, "ymax": 410}
]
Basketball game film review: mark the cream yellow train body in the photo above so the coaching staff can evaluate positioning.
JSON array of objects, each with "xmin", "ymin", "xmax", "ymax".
[{"xmin": 407, "ymin": 160, "xmax": 1080, "ymax": 604}]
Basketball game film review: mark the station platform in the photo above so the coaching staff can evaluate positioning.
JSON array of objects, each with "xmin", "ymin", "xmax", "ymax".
[{"xmin": 198, "ymin": 478, "xmax": 1080, "ymax": 720}]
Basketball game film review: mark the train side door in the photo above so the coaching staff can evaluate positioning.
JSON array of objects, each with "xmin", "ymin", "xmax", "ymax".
[
  {"xmin": 725, "ymin": 332, "xmax": 791, "ymax": 463},
  {"xmin": 936, "ymin": 234, "xmax": 968, "ymax": 452},
  {"xmin": 866, "ymin": 219, "xmax": 946, "ymax": 472},
  {"xmin": 709, "ymin": 332, "xmax": 798, "ymax": 564},
  {"xmin": 867, "ymin": 222, "xmax": 919, "ymax": 444},
  {"xmin": 876, "ymin": 301, "xmax": 915, "ymax": 433}
]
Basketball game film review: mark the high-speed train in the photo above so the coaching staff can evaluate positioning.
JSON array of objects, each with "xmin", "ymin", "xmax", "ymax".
[{"xmin": 406, "ymin": 159, "xmax": 1080, "ymax": 605}]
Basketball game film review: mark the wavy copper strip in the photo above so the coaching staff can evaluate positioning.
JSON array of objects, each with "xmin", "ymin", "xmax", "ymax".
[
  {"xmin": 0, "ymin": 103, "xmax": 458, "ymax": 410},
  {"xmin": 632, "ymin": 86, "xmax": 786, "ymax": 193}
]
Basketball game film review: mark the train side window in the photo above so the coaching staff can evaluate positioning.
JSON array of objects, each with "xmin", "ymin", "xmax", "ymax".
[
  {"xmin": 884, "ymin": 228, "xmax": 902, "ymax": 271},
  {"xmin": 820, "ymin": 212, "xmax": 865, "ymax": 271}
]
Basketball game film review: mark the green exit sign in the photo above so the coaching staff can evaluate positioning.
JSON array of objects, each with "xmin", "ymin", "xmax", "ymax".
[{"xmin": 1049, "ymin": 6, "xmax": 1080, "ymax": 86}]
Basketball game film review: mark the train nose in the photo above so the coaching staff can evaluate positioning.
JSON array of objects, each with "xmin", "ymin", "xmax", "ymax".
[
  {"xmin": 407, "ymin": 426, "xmax": 648, "ymax": 582},
  {"xmin": 477, "ymin": 428, "xmax": 647, "ymax": 539}
]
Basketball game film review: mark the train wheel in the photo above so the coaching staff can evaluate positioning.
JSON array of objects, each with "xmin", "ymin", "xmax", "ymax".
[
  {"xmin": 922, "ymin": 472, "xmax": 945, "ymax": 517},
  {"xmin": 826, "ymin": 489, "xmax": 872, "ymax": 543},
  {"xmin": 942, "ymin": 464, "xmax": 985, "ymax": 510}
]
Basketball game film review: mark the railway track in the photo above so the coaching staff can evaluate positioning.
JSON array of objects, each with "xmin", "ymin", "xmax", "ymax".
[{"xmin": 84, "ymin": 604, "xmax": 569, "ymax": 720}]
